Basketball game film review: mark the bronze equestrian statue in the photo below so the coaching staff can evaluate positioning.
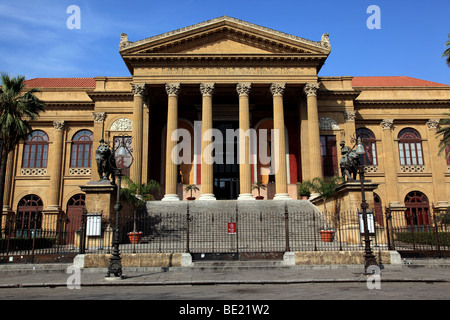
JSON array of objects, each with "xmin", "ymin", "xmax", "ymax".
[{"xmin": 339, "ymin": 141, "xmax": 360, "ymax": 181}]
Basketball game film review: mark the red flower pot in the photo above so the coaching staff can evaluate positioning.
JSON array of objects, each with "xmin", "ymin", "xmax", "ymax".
[
  {"xmin": 319, "ymin": 230, "xmax": 334, "ymax": 242},
  {"xmin": 127, "ymin": 232, "xmax": 143, "ymax": 244},
  {"xmin": 187, "ymin": 197, "xmax": 196, "ymax": 201},
  {"xmin": 255, "ymin": 196, "xmax": 264, "ymax": 200}
]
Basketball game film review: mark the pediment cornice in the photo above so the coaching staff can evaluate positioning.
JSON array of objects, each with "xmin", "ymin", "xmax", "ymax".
[{"xmin": 119, "ymin": 16, "xmax": 331, "ymax": 56}]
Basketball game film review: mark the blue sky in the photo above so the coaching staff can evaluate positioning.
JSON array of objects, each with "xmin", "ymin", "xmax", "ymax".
[{"xmin": 1, "ymin": 0, "xmax": 449, "ymax": 84}]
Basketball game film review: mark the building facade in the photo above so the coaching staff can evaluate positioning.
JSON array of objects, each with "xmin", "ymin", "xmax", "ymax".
[{"xmin": 2, "ymin": 17, "xmax": 450, "ymax": 227}]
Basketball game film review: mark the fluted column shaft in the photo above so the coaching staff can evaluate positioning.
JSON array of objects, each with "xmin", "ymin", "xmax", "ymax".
[
  {"xmin": 270, "ymin": 83, "xmax": 291, "ymax": 200},
  {"xmin": 304, "ymin": 83, "xmax": 323, "ymax": 179},
  {"xmin": 162, "ymin": 83, "xmax": 180, "ymax": 201},
  {"xmin": 199, "ymin": 83, "xmax": 216, "ymax": 200}
]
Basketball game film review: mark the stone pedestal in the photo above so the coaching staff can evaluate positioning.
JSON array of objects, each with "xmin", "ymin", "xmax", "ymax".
[{"xmin": 79, "ymin": 180, "xmax": 117, "ymax": 220}]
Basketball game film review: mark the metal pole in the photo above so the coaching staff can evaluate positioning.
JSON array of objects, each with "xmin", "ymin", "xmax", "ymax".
[
  {"xmin": 106, "ymin": 170, "xmax": 123, "ymax": 278},
  {"xmin": 186, "ymin": 203, "xmax": 190, "ymax": 253},
  {"xmin": 359, "ymin": 165, "xmax": 378, "ymax": 274},
  {"xmin": 284, "ymin": 203, "xmax": 290, "ymax": 252}
]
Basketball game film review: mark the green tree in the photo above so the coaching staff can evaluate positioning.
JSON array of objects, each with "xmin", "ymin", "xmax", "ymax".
[
  {"xmin": 437, "ymin": 113, "xmax": 450, "ymax": 161},
  {"xmin": 307, "ymin": 176, "xmax": 343, "ymax": 216},
  {"xmin": 443, "ymin": 34, "xmax": 450, "ymax": 67},
  {"xmin": 0, "ymin": 74, "xmax": 45, "ymax": 229},
  {"xmin": 120, "ymin": 176, "xmax": 160, "ymax": 232}
]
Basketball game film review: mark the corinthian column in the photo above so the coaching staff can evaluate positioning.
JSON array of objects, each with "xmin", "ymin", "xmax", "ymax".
[
  {"xmin": 237, "ymin": 83, "xmax": 254, "ymax": 200},
  {"xmin": 48, "ymin": 121, "xmax": 65, "ymax": 211},
  {"xmin": 304, "ymin": 82, "xmax": 323, "ymax": 179},
  {"xmin": 162, "ymin": 83, "xmax": 180, "ymax": 201},
  {"xmin": 131, "ymin": 83, "xmax": 145, "ymax": 185},
  {"xmin": 199, "ymin": 83, "xmax": 216, "ymax": 201},
  {"xmin": 270, "ymin": 83, "xmax": 291, "ymax": 200}
]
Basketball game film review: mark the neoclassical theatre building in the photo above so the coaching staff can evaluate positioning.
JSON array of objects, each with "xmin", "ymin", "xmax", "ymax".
[{"xmin": 3, "ymin": 16, "xmax": 450, "ymax": 222}]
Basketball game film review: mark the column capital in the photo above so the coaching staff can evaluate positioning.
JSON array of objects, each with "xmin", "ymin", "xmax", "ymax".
[
  {"xmin": 131, "ymin": 83, "xmax": 146, "ymax": 96},
  {"xmin": 270, "ymin": 83, "xmax": 286, "ymax": 96},
  {"xmin": 200, "ymin": 83, "xmax": 215, "ymax": 96},
  {"xmin": 380, "ymin": 119, "xmax": 394, "ymax": 130},
  {"xmin": 53, "ymin": 120, "xmax": 65, "ymax": 131},
  {"xmin": 92, "ymin": 112, "xmax": 106, "ymax": 123},
  {"xmin": 426, "ymin": 119, "xmax": 440, "ymax": 130},
  {"xmin": 165, "ymin": 83, "xmax": 181, "ymax": 96},
  {"xmin": 303, "ymin": 82, "xmax": 321, "ymax": 97},
  {"xmin": 236, "ymin": 83, "xmax": 252, "ymax": 96},
  {"xmin": 344, "ymin": 111, "xmax": 356, "ymax": 122}
]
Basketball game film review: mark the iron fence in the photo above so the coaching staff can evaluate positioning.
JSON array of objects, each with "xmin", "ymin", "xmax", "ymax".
[{"xmin": 1, "ymin": 204, "xmax": 449, "ymax": 260}]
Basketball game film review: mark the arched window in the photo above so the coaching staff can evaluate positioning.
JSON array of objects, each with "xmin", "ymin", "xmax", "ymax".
[
  {"xmin": 356, "ymin": 128, "xmax": 377, "ymax": 166},
  {"xmin": 70, "ymin": 130, "xmax": 93, "ymax": 167},
  {"xmin": 398, "ymin": 128, "xmax": 424, "ymax": 166},
  {"xmin": 16, "ymin": 194, "xmax": 43, "ymax": 237},
  {"xmin": 66, "ymin": 194, "xmax": 86, "ymax": 244},
  {"xmin": 22, "ymin": 130, "xmax": 49, "ymax": 168},
  {"xmin": 405, "ymin": 191, "xmax": 430, "ymax": 228}
]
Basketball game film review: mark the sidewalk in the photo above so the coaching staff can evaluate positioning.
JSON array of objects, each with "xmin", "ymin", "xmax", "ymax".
[{"xmin": 0, "ymin": 259, "xmax": 449, "ymax": 288}]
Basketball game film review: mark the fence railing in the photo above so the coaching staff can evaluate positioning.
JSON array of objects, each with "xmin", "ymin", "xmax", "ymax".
[{"xmin": 1, "ymin": 205, "xmax": 449, "ymax": 259}]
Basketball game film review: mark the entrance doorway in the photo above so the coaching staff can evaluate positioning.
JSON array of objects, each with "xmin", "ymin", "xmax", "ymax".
[{"xmin": 213, "ymin": 121, "xmax": 240, "ymax": 199}]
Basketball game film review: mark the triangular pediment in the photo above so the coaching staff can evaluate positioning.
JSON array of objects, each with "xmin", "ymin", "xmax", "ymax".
[{"xmin": 120, "ymin": 16, "xmax": 331, "ymax": 56}]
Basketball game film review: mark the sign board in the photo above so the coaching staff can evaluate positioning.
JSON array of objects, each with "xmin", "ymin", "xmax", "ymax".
[
  {"xmin": 87, "ymin": 214, "xmax": 102, "ymax": 236},
  {"xmin": 358, "ymin": 210, "xmax": 375, "ymax": 235},
  {"xmin": 228, "ymin": 222, "xmax": 236, "ymax": 234}
]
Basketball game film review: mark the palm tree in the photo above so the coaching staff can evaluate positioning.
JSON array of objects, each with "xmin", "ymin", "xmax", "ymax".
[
  {"xmin": 437, "ymin": 113, "xmax": 450, "ymax": 161},
  {"xmin": 0, "ymin": 74, "xmax": 45, "ymax": 230},
  {"xmin": 308, "ymin": 176, "xmax": 343, "ymax": 216},
  {"xmin": 443, "ymin": 34, "xmax": 450, "ymax": 67},
  {"xmin": 185, "ymin": 184, "xmax": 199, "ymax": 199},
  {"xmin": 121, "ymin": 176, "xmax": 160, "ymax": 233}
]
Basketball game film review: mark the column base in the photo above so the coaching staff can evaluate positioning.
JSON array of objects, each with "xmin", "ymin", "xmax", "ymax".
[
  {"xmin": 161, "ymin": 194, "xmax": 180, "ymax": 202},
  {"xmin": 273, "ymin": 193, "xmax": 292, "ymax": 200},
  {"xmin": 198, "ymin": 194, "xmax": 216, "ymax": 201},
  {"xmin": 237, "ymin": 193, "xmax": 255, "ymax": 201}
]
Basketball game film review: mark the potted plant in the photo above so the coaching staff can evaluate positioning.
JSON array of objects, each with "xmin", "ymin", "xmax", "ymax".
[
  {"xmin": 298, "ymin": 181, "xmax": 311, "ymax": 200},
  {"xmin": 121, "ymin": 176, "xmax": 160, "ymax": 244},
  {"xmin": 308, "ymin": 176, "xmax": 343, "ymax": 242},
  {"xmin": 185, "ymin": 184, "xmax": 199, "ymax": 200},
  {"xmin": 252, "ymin": 182, "xmax": 266, "ymax": 200}
]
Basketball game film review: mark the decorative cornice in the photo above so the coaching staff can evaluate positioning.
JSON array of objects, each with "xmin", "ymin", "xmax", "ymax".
[
  {"xmin": 165, "ymin": 83, "xmax": 181, "ymax": 96},
  {"xmin": 200, "ymin": 83, "xmax": 215, "ymax": 96},
  {"xmin": 119, "ymin": 16, "xmax": 331, "ymax": 53},
  {"xmin": 303, "ymin": 82, "xmax": 321, "ymax": 97},
  {"xmin": 380, "ymin": 119, "xmax": 394, "ymax": 130},
  {"xmin": 53, "ymin": 120, "xmax": 65, "ymax": 131},
  {"xmin": 270, "ymin": 83, "xmax": 286, "ymax": 96},
  {"xmin": 236, "ymin": 83, "xmax": 252, "ymax": 96}
]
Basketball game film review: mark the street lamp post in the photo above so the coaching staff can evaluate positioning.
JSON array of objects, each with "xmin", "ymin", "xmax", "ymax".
[
  {"xmin": 106, "ymin": 135, "xmax": 133, "ymax": 279},
  {"xmin": 355, "ymin": 136, "xmax": 378, "ymax": 274}
]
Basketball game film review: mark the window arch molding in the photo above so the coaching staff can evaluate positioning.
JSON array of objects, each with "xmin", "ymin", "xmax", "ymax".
[
  {"xmin": 356, "ymin": 127, "xmax": 378, "ymax": 166},
  {"xmin": 397, "ymin": 128, "xmax": 424, "ymax": 166},
  {"xmin": 22, "ymin": 130, "xmax": 49, "ymax": 168},
  {"xmin": 70, "ymin": 129, "xmax": 93, "ymax": 168}
]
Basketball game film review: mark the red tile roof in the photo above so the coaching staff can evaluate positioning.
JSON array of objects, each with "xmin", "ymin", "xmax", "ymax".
[
  {"xmin": 25, "ymin": 78, "xmax": 96, "ymax": 88},
  {"xmin": 352, "ymin": 76, "xmax": 449, "ymax": 87}
]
